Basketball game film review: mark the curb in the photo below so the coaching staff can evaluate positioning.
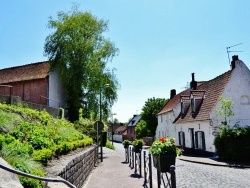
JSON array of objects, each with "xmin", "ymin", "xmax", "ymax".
[{"xmin": 178, "ymin": 158, "xmax": 250, "ymax": 168}]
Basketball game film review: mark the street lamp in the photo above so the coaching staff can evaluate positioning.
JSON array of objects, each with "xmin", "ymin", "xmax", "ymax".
[
  {"xmin": 99, "ymin": 84, "xmax": 110, "ymax": 122},
  {"xmin": 99, "ymin": 83, "xmax": 110, "ymax": 162},
  {"xmin": 111, "ymin": 113, "xmax": 117, "ymax": 145}
]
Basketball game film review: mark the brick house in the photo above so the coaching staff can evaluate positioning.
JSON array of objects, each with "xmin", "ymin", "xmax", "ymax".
[
  {"xmin": 156, "ymin": 56, "xmax": 250, "ymax": 156},
  {"xmin": 0, "ymin": 61, "xmax": 66, "ymax": 109},
  {"xmin": 127, "ymin": 114, "xmax": 141, "ymax": 141}
]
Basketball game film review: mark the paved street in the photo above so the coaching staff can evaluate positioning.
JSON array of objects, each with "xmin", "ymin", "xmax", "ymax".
[{"xmin": 113, "ymin": 142, "xmax": 250, "ymax": 188}]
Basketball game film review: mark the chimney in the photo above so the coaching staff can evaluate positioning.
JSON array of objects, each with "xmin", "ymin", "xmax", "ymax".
[
  {"xmin": 170, "ymin": 89, "xmax": 176, "ymax": 99},
  {"xmin": 231, "ymin": 55, "xmax": 238, "ymax": 70},
  {"xmin": 190, "ymin": 73, "xmax": 197, "ymax": 90}
]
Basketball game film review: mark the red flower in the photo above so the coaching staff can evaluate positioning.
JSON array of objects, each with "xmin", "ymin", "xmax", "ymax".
[{"xmin": 159, "ymin": 137, "xmax": 166, "ymax": 142}]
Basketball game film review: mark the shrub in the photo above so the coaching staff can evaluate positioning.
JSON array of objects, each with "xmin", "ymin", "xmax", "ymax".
[
  {"xmin": 214, "ymin": 125, "xmax": 250, "ymax": 162},
  {"xmin": 0, "ymin": 139, "xmax": 33, "ymax": 158},
  {"xmin": 132, "ymin": 139, "xmax": 145, "ymax": 148},
  {"xmin": 32, "ymin": 148, "xmax": 53, "ymax": 164},
  {"xmin": 105, "ymin": 139, "xmax": 115, "ymax": 150}
]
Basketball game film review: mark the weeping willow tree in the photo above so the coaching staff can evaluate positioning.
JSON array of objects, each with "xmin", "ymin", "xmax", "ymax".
[{"xmin": 44, "ymin": 6, "xmax": 119, "ymax": 122}]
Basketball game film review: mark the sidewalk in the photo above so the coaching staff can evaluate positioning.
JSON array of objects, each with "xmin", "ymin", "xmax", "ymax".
[
  {"xmin": 82, "ymin": 147, "xmax": 146, "ymax": 188},
  {"xmin": 82, "ymin": 147, "xmax": 250, "ymax": 188}
]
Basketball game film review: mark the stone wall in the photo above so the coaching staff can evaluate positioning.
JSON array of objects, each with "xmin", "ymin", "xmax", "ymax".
[{"xmin": 47, "ymin": 146, "xmax": 98, "ymax": 188}]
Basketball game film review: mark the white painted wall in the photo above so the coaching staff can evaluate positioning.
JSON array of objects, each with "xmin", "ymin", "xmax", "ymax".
[
  {"xmin": 156, "ymin": 110, "xmax": 176, "ymax": 140},
  {"xmin": 48, "ymin": 71, "xmax": 66, "ymax": 108},
  {"xmin": 211, "ymin": 60, "xmax": 250, "ymax": 129},
  {"xmin": 175, "ymin": 120, "xmax": 215, "ymax": 152}
]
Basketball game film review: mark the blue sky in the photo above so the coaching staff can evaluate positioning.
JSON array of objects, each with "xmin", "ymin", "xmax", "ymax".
[{"xmin": 1, "ymin": 1, "xmax": 250, "ymax": 122}]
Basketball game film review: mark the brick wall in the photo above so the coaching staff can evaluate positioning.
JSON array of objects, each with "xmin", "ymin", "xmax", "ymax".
[
  {"xmin": 54, "ymin": 146, "xmax": 98, "ymax": 188},
  {"xmin": 0, "ymin": 79, "xmax": 48, "ymax": 105}
]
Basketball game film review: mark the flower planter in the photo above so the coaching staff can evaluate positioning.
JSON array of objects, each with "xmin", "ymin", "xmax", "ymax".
[
  {"xmin": 133, "ymin": 146, "xmax": 142, "ymax": 153},
  {"xmin": 154, "ymin": 154, "xmax": 176, "ymax": 173},
  {"xmin": 124, "ymin": 144, "xmax": 129, "ymax": 149}
]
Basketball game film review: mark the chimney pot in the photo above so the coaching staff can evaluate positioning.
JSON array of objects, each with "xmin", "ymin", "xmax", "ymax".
[
  {"xmin": 231, "ymin": 55, "xmax": 238, "ymax": 70},
  {"xmin": 190, "ymin": 73, "xmax": 197, "ymax": 90},
  {"xmin": 170, "ymin": 89, "xmax": 176, "ymax": 99}
]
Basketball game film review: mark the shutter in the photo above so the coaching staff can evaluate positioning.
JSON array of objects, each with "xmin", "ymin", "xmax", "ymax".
[
  {"xmin": 178, "ymin": 132, "xmax": 181, "ymax": 146},
  {"xmin": 183, "ymin": 132, "xmax": 185, "ymax": 147},
  {"xmin": 202, "ymin": 132, "xmax": 206, "ymax": 150},
  {"xmin": 195, "ymin": 131, "xmax": 198, "ymax": 149}
]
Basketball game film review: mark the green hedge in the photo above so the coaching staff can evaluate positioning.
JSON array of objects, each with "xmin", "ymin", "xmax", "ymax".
[{"xmin": 214, "ymin": 125, "xmax": 250, "ymax": 162}]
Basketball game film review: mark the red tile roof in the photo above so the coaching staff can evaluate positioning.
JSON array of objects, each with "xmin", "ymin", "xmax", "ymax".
[
  {"xmin": 158, "ymin": 89, "xmax": 190, "ymax": 114},
  {"xmin": 0, "ymin": 61, "xmax": 50, "ymax": 84},
  {"xmin": 158, "ymin": 70, "xmax": 232, "ymax": 123}
]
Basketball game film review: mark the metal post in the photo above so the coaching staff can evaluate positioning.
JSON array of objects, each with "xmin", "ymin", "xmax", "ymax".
[
  {"xmin": 149, "ymin": 154, "xmax": 153, "ymax": 188},
  {"xmin": 112, "ymin": 123, "xmax": 114, "ymax": 145},
  {"xmin": 143, "ymin": 151, "xmax": 146, "ymax": 184},
  {"xmin": 99, "ymin": 89, "xmax": 103, "ymax": 162},
  {"xmin": 157, "ymin": 169, "xmax": 161, "ymax": 188},
  {"xmin": 170, "ymin": 165, "xmax": 176, "ymax": 188},
  {"xmin": 134, "ymin": 152, "xmax": 137, "ymax": 174},
  {"xmin": 97, "ymin": 122, "xmax": 99, "ymax": 162},
  {"xmin": 139, "ymin": 151, "xmax": 142, "ymax": 177}
]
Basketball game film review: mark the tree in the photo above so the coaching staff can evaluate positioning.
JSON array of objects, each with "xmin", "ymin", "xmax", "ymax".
[
  {"xmin": 135, "ymin": 120, "xmax": 149, "ymax": 139},
  {"xmin": 140, "ymin": 97, "xmax": 167, "ymax": 137},
  {"xmin": 215, "ymin": 96, "xmax": 234, "ymax": 125},
  {"xmin": 44, "ymin": 6, "xmax": 119, "ymax": 122}
]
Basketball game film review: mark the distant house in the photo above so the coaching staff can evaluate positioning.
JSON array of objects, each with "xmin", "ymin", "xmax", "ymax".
[
  {"xmin": 0, "ymin": 61, "xmax": 66, "ymax": 109},
  {"xmin": 156, "ymin": 55, "xmax": 250, "ymax": 156},
  {"xmin": 108, "ymin": 123, "xmax": 127, "ymax": 142},
  {"xmin": 127, "ymin": 114, "xmax": 141, "ymax": 141}
]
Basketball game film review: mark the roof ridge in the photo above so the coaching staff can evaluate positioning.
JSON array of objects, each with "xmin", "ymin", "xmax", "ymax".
[{"xmin": 0, "ymin": 61, "xmax": 49, "ymax": 71}]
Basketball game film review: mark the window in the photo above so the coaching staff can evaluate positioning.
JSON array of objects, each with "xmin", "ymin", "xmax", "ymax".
[
  {"xmin": 178, "ymin": 131, "xmax": 185, "ymax": 147},
  {"xmin": 195, "ymin": 131, "xmax": 205, "ymax": 150},
  {"xmin": 190, "ymin": 94, "xmax": 195, "ymax": 114}
]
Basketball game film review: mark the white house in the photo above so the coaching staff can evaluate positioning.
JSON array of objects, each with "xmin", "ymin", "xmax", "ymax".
[{"xmin": 156, "ymin": 55, "xmax": 250, "ymax": 156}]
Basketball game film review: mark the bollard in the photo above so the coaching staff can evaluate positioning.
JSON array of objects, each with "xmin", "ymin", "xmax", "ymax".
[
  {"xmin": 139, "ymin": 151, "xmax": 142, "ymax": 177},
  {"xmin": 143, "ymin": 151, "xmax": 147, "ymax": 184},
  {"xmin": 170, "ymin": 165, "xmax": 176, "ymax": 188},
  {"xmin": 149, "ymin": 154, "xmax": 152, "ymax": 188}
]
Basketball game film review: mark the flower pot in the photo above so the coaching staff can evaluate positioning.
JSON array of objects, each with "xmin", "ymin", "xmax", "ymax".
[
  {"xmin": 155, "ymin": 154, "xmax": 176, "ymax": 173},
  {"xmin": 152, "ymin": 155, "xmax": 158, "ymax": 168},
  {"xmin": 133, "ymin": 146, "xmax": 142, "ymax": 153},
  {"xmin": 124, "ymin": 144, "xmax": 129, "ymax": 148}
]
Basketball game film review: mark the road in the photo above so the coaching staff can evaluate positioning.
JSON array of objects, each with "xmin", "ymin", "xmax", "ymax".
[{"xmin": 113, "ymin": 142, "xmax": 250, "ymax": 188}]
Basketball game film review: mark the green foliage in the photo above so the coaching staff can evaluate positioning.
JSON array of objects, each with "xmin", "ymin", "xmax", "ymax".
[
  {"xmin": 105, "ymin": 139, "xmax": 115, "ymax": 150},
  {"xmin": 0, "ymin": 103, "xmax": 94, "ymax": 188},
  {"xmin": 0, "ymin": 110, "xmax": 22, "ymax": 132},
  {"xmin": 32, "ymin": 148, "xmax": 53, "ymax": 164},
  {"xmin": 140, "ymin": 97, "xmax": 167, "ymax": 137},
  {"xmin": 74, "ymin": 111, "xmax": 96, "ymax": 139},
  {"xmin": 216, "ymin": 96, "xmax": 234, "ymax": 124},
  {"xmin": 132, "ymin": 139, "xmax": 144, "ymax": 148},
  {"xmin": 135, "ymin": 120, "xmax": 150, "ymax": 139},
  {"xmin": 214, "ymin": 125, "xmax": 250, "ymax": 162},
  {"xmin": 0, "ymin": 139, "xmax": 33, "ymax": 158},
  {"xmin": 122, "ymin": 139, "xmax": 131, "ymax": 148},
  {"xmin": 149, "ymin": 137, "xmax": 182, "ymax": 156},
  {"xmin": 44, "ymin": 6, "xmax": 119, "ymax": 122}
]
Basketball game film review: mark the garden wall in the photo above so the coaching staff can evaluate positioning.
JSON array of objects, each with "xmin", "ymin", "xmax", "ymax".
[{"xmin": 47, "ymin": 145, "xmax": 98, "ymax": 188}]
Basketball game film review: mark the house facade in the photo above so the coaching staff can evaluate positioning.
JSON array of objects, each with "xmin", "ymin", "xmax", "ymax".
[
  {"xmin": 127, "ymin": 114, "xmax": 141, "ymax": 141},
  {"xmin": 156, "ymin": 56, "xmax": 250, "ymax": 155},
  {"xmin": 0, "ymin": 61, "xmax": 66, "ymax": 109}
]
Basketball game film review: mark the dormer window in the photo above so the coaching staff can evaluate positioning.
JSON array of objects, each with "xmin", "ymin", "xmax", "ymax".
[
  {"xmin": 180, "ymin": 95, "xmax": 190, "ymax": 118},
  {"xmin": 190, "ymin": 90, "xmax": 206, "ymax": 118},
  {"xmin": 190, "ymin": 94, "xmax": 195, "ymax": 114}
]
